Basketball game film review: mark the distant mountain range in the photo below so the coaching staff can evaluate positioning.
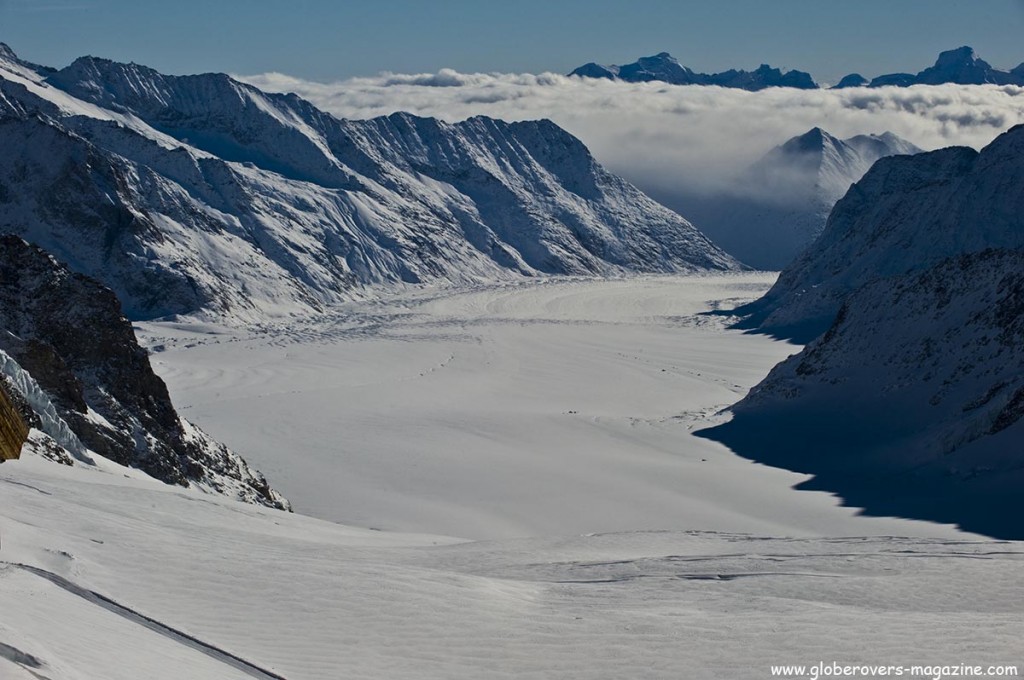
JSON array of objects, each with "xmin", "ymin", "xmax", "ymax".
[
  {"xmin": 701, "ymin": 124, "xmax": 1024, "ymax": 537},
  {"xmin": 0, "ymin": 44, "xmax": 737, "ymax": 322},
  {"xmin": 570, "ymin": 46, "xmax": 1024, "ymax": 90},
  {"xmin": 669, "ymin": 127, "xmax": 921, "ymax": 270},
  {"xmin": 570, "ymin": 52, "xmax": 817, "ymax": 90}
]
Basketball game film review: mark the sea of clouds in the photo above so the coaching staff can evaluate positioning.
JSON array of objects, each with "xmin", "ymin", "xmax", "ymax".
[{"xmin": 241, "ymin": 70, "xmax": 1024, "ymax": 201}]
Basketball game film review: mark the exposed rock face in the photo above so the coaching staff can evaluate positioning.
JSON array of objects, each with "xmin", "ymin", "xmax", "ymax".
[
  {"xmin": 698, "ymin": 125, "xmax": 1024, "ymax": 538},
  {"xmin": 0, "ymin": 379, "xmax": 28, "ymax": 461},
  {"xmin": 0, "ymin": 46, "xmax": 736, "ymax": 322},
  {"xmin": 0, "ymin": 235, "xmax": 289, "ymax": 509},
  {"xmin": 569, "ymin": 52, "xmax": 818, "ymax": 90}
]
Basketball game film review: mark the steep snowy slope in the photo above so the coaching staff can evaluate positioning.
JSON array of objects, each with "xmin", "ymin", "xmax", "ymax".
[
  {"xmin": 674, "ymin": 128, "xmax": 921, "ymax": 270},
  {"xmin": 698, "ymin": 125, "xmax": 1024, "ymax": 537},
  {"xmin": 703, "ymin": 250, "xmax": 1024, "ymax": 537},
  {"xmin": 0, "ymin": 235, "xmax": 288, "ymax": 509},
  {"xmin": 740, "ymin": 124, "xmax": 1024, "ymax": 337},
  {"xmin": 0, "ymin": 46, "xmax": 736, "ymax": 321}
]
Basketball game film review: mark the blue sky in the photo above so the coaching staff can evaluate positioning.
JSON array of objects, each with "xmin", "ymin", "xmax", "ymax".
[{"xmin": 2, "ymin": 0, "xmax": 1023, "ymax": 83}]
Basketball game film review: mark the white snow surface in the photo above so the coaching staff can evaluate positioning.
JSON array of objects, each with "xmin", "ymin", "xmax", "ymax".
[
  {"xmin": 140, "ymin": 274, "xmax": 972, "ymax": 540},
  {"xmin": 2, "ymin": 275, "xmax": 1021, "ymax": 680}
]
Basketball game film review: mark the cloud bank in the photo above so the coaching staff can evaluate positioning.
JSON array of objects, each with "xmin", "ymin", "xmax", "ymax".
[{"xmin": 239, "ymin": 70, "xmax": 1024, "ymax": 200}]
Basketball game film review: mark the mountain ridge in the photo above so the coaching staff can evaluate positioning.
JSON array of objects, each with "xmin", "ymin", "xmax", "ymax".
[
  {"xmin": 569, "ymin": 52, "xmax": 817, "ymax": 90},
  {"xmin": 739, "ymin": 124, "xmax": 1024, "ymax": 337},
  {"xmin": 571, "ymin": 46, "xmax": 1024, "ymax": 89},
  {"xmin": 698, "ymin": 124, "xmax": 1024, "ymax": 536},
  {"xmin": 0, "ymin": 45, "xmax": 737, "ymax": 322}
]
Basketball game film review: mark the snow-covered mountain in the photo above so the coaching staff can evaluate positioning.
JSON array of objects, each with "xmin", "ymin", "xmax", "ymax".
[
  {"xmin": 671, "ymin": 128, "xmax": 921, "ymax": 270},
  {"xmin": 834, "ymin": 46, "xmax": 1024, "ymax": 88},
  {"xmin": 0, "ymin": 45, "xmax": 737, "ymax": 322},
  {"xmin": 705, "ymin": 248, "xmax": 1024, "ymax": 537},
  {"xmin": 569, "ymin": 52, "xmax": 818, "ymax": 89},
  {"xmin": 742, "ymin": 124, "xmax": 1024, "ymax": 336},
  {"xmin": 0, "ymin": 235, "xmax": 289, "ymax": 509},
  {"xmin": 699, "ymin": 124, "xmax": 1024, "ymax": 537}
]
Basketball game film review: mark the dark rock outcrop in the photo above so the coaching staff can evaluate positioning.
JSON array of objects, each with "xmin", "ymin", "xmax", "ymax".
[
  {"xmin": 0, "ymin": 378, "xmax": 28, "ymax": 461},
  {"xmin": 0, "ymin": 235, "xmax": 289, "ymax": 508}
]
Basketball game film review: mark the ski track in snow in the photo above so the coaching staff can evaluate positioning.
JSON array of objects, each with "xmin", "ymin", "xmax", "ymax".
[{"xmin": 2, "ymin": 562, "xmax": 287, "ymax": 680}]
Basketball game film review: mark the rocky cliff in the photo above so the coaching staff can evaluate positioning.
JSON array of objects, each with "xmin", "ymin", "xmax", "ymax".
[{"xmin": 0, "ymin": 235, "xmax": 289, "ymax": 509}]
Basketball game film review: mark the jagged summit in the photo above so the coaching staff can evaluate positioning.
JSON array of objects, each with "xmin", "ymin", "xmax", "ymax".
[
  {"xmin": 0, "ymin": 42, "xmax": 55, "ymax": 80},
  {"xmin": 756, "ymin": 127, "xmax": 921, "ymax": 202},
  {"xmin": 568, "ymin": 52, "xmax": 818, "ymax": 90},
  {"xmin": 778, "ymin": 126, "xmax": 838, "ymax": 153},
  {"xmin": 677, "ymin": 127, "xmax": 921, "ymax": 270}
]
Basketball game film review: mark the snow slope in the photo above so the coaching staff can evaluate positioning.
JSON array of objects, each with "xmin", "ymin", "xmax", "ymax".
[
  {"xmin": 705, "ymin": 251, "xmax": 1024, "ymax": 537},
  {"xmin": 0, "ymin": 45, "xmax": 735, "ymax": 321},
  {"xmin": 742, "ymin": 124, "xmax": 1024, "ymax": 337},
  {"xmin": 1, "ymin": 276, "xmax": 1021, "ymax": 680},
  {"xmin": 676, "ymin": 128, "xmax": 921, "ymax": 270},
  {"xmin": 700, "ymin": 125, "xmax": 1024, "ymax": 537}
]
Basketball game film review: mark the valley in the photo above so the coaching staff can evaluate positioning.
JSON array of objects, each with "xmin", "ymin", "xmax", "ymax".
[
  {"xmin": 139, "ymin": 274, "xmax": 970, "ymax": 540},
  {"xmin": 3, "ymin": 274, "xmax": 1020, "ymax": 680}
]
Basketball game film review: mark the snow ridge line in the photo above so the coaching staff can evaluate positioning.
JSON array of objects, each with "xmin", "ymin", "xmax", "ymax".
[{"xmin": 2, "ymin": 561, "xmax": 288, "ymax": 680}]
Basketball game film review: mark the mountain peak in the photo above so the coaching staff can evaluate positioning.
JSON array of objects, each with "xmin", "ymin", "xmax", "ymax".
[
  {"xmin": 781, "ymin": 126, "xmax": 838, "ymax": 153},
  {"xmin": 934, "ymin": 45, "xmax": 980, "ymax": 67},
  {"xmin": 832, "ymin": 73, "xmax": 868, "ymax": 89}
]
